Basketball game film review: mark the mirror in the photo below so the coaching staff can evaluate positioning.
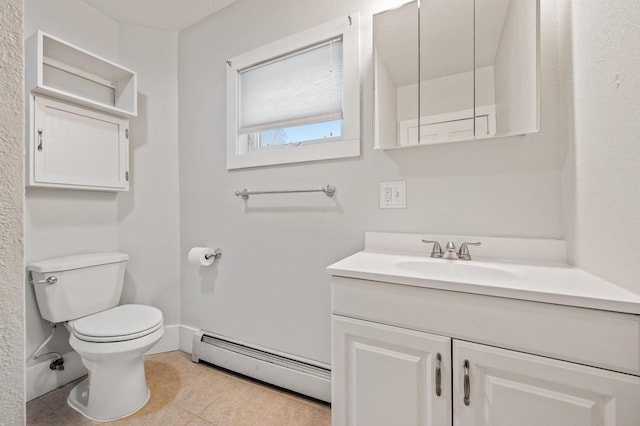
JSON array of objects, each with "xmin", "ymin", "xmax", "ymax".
[
  {"xmin": 374, "ymin": 1, "xmax": 419, "ymax": 149},
  {"xmin": 475, "ymin": 0, "xmax": 539, "ymax": 139},
  {"xmin": 419, "ymin": 0, "xmax": 475, "ymax": 145},
  {"xmin": 374, "ymin": 0, "xmax": 539, "ymax": 149}
]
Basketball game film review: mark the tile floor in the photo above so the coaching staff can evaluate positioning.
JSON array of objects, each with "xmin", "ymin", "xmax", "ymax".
[{"xmin": 27, "ymin": 351, "xmax": 331, "ymax": 425}]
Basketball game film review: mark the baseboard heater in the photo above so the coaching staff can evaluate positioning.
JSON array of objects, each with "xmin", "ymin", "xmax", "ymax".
[{"xmin": 192, "ymin": 330, "xmax": 331, "ymax": 402}]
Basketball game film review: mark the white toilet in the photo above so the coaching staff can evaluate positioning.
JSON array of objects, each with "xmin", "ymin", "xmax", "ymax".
[{"xmin": 28, "ymin": 252, "xmax": 164, "ymax": 421}]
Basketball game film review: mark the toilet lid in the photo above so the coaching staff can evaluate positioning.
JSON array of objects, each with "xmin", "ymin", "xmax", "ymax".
[{"xmin": 72, "ymin": 304, "xmax": 164, "ymax": 343}]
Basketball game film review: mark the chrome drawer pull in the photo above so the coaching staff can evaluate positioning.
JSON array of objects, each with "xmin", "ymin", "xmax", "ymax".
[
  {"xmin": 463, "ymin": 359, "xmax": 470, "ymax": 406},
  {"xmin": 435, "ymin": 353, "xmax": 442, "ymax": 397}
]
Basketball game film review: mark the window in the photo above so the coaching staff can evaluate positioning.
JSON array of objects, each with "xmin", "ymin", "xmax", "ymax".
[{"xmin": 226, "ymin": 15, "xmax": 360, "ymax": 169}]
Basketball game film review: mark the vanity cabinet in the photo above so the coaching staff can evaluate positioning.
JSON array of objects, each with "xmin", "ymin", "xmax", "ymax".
[
  {"xmin": 454, "ymin": 340, "xmax": 640, "ymax": 426},
  {"xmin": 333, "ymin": 317, "xmax": 451, "ymax": 426},
  {"xmin": 331, "ymin": 277, "xmax": 640, "ymax": 426}
]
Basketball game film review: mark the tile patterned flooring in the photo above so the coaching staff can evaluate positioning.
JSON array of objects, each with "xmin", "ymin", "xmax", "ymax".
[{"xmin": 27, "ymin": 351, "xmax": 331, "ymax": 425}]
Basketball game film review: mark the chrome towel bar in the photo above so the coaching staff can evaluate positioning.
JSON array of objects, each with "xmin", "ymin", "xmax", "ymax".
[{"xmin": 235, "ymin": 185, "xmax": 336, "ymax": 200}]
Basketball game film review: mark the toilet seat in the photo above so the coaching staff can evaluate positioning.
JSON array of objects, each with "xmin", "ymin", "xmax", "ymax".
[{"xmin": 71, "ymin": 304, "xmax": 163, "ymax": 343}]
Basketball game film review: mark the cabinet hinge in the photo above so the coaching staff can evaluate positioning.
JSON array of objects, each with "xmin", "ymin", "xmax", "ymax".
[
  {"xmin": 125, "ymin": 129, "xmax": 129, "ymax": 139},
  {"xmin": 125, "ymin": 171, "xmax": 129, "ymax": 181}
]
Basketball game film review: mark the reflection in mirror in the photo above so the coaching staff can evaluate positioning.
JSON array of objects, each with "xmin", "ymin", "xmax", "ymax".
[
  {"xmin": 476, "ymin": 0, "xmax": 539, "ymax": 138},
  {"xmin": 373, "ymin": 0, "xmax": 539, "ymax": 149},
  {"xmin": 373, "ymin": 1, "xmax": 418, "ymax": 149},
  {"xmin": 418, "ymin": 0, "xmax": 474, "ymax": 145}
]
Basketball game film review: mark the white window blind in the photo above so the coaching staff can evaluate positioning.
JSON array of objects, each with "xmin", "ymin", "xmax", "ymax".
[{"xmin": 238, "ymin": 38, "xmax": 343, "ymax": 134}]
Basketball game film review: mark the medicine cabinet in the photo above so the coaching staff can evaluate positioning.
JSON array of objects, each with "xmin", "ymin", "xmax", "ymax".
[
  {"xmin": 374, "ymin": 0, "xmax": 540, "ymax": 149},
  {"xmin": 24, "ymin": 31, "xmax": 136, "ymax": 191}
]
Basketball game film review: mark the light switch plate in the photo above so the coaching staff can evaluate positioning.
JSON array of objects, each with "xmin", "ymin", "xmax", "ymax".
[{"xmin": 379, "ymin": 181, "xmax": 406, "ymax": 208}]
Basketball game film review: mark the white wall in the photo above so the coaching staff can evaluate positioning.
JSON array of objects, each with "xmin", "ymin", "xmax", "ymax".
[
  {"xmin": 0, "ymin": 0, "xmax": 25, "ymax": 421},
  {"xmin": 116, "ymin": 24, "xmax": 181, "ymax": 327},
  {"xmin": 564, "ymin": 0, "xmax": 640, "ymax": 293},
  {"xmin": 24, "ymin": 0, "xmax": 181, "ymax": 385},
  {"xmin": 178, "ymin": 0, "xmax": 564, "ymax": 365}
]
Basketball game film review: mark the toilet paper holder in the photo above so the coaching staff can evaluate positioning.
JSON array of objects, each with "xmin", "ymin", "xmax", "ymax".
[{"xmin": 205, "ymin": 249, "xmax": 222, "ymax": 260}]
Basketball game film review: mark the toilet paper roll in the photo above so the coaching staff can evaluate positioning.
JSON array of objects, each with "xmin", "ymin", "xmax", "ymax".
[{"xmin": 188, "ymin": 247, "xmax": 216, "ymax": 266}]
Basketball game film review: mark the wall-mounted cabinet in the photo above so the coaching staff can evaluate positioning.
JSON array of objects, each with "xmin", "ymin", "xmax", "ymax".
[
  {"xmin": 25, "ymin": 31, "xmax": 137, "ymax": 117},
  {"xmin": 27, "ymin": 96, "xmax": 129, "ymax": 192},
  {"xmin": 24, "ymin": 31, "xmax": 136, "ymax": 192},
  {"xmin": 374, "ymin": 0, "xmax": 539, "ymax": 149}
]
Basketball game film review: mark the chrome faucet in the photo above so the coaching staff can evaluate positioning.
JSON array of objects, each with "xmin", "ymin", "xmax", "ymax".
[
  {"xmin": 443, "ymin": 241, "xmax": 458, "ymax": 259},
  {"xmin": 422, "ymin": 239, "xmax": 481, "ymax": 260}
]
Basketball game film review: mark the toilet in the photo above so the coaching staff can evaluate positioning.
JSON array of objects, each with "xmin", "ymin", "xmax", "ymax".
[{"xmin": 28, "ymin": 252, "xmax": 164, "ymax": 421}]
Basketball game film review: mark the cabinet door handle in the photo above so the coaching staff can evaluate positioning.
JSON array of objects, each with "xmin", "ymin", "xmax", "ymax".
[
  {"xmin": 37, "ymin": 129, "xmax": 43, "ymax": 151},
  {"xmin": 435, "ymin": 353, "xmax": 442, "ymax": 397},
  {"xmin": 463, "ymin": 359, "xmax": 470, "ymax": 406}
]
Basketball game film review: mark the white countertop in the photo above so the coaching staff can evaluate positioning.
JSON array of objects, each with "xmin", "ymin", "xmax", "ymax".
[{"xmin": 327, "ymin": 233, "xmax": 640, "ymax": 315}]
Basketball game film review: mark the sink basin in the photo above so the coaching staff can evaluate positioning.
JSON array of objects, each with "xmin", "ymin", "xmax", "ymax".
[{"xmin": 394, "ymin": 259, "xmax": 519, "ymax": 282}]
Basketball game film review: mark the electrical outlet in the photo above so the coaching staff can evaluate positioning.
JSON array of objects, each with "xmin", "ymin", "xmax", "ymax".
[{"xmin": 379, "ymin": 181, "xmax": 406, "ymax": 208}]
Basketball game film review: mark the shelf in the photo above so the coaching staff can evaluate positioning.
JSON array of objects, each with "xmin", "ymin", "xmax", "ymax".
[{"xmin": 25, "ymin": 30, "xmax": 137, "ymax": 117}]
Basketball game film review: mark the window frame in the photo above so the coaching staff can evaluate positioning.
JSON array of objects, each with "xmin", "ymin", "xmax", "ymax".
[{"xmin": 226, "ymin": 14, "xmax": 360, "ymax": 170}]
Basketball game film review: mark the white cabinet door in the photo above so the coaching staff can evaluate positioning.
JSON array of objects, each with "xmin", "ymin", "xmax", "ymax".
[
  {"xmin": 332, "ymin": 316, "xmax": 451, "ymax": 426},
  {"xmin": 29, "ymin": 96, "xmax": 129, "ymax": 191},
  {"xmin": 453, "ymin": 340, "xmax": 640, "ymax": 426}
]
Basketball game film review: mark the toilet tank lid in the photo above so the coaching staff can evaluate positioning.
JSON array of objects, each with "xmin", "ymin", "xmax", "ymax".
[{"xmin": 28, "ymin": 252, "xmax": 129, "ymax": 273}]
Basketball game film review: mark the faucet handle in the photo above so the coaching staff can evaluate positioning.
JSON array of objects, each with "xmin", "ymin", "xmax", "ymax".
[
  {"xmin": 422, "ymin": 240, "xmax": 443, "ymax": 258},
  {"xmin": 458, "ymin": 242, "xmax": 481, "ymax": 260}
]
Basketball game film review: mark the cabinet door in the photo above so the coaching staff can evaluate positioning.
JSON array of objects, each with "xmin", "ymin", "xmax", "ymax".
[
  {"xmin": 453, "ymin": 340, "xmax": 640, "ymax": 426},
  {"xmin": 332, "ymin": 316, "xmax": 451, "ymax": 426},
  {"xmin": 30, "ymin": 96, "xmax": 129, "ymax": 191}
]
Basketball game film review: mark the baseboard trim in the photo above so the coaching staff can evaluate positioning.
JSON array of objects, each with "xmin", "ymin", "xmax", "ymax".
[
  {"xmin": 179, "ymin": 324, "xmax": 199, "ymax": 354},
  {"xmin": 193, "ymin": 331, "xmax": 331, "ymax": 402},
  {"xmin": 146, "ymin": 324, "xmax": 180, "ymax": 355}
]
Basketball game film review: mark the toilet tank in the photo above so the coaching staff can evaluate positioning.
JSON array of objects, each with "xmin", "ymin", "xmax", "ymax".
[{"xmin": 28, "ymin": 252, "xmax": 129, "ymax": 323}]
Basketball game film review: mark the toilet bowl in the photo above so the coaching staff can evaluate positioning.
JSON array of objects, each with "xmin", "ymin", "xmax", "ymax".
[
  {"xmin": 65, "ymin": 304, "xmax": 164, "ymax": 421},
  {"xmin": 28, "ymin": 253, "xmax": 165, "ymax": 421}
]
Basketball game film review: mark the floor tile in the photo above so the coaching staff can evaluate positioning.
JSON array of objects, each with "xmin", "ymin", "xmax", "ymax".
[
  {"xmin": 259, "ymin": 392, "xmax": 331, "ymax": 426},
  {"xmin": 197, "ymin": 379, "xmax": 280, "ymax": 426},
  {"xmin": 186, "ymin": 416, "xmax": 216, "ymax": 426}
]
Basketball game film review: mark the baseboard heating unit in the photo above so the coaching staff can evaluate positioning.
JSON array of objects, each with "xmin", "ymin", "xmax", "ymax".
[{"xmin": 192, "ymin": 330, "xmax": 331, "ymax": 402}]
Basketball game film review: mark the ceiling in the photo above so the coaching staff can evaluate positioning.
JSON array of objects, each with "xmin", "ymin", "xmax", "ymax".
[{"xmin": 79, "ymin": 0, "xmax": 238, "ymax": 31}]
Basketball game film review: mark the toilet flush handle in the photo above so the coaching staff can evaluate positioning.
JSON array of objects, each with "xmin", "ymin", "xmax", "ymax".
[{"xmin": 30, "ymin": 276, "xmax": 58, "ymax": 285}]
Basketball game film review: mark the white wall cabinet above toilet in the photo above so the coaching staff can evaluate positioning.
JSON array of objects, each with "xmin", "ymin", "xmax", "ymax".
[
  {"xmin": 27, "ymin": 96, "xmax": 129, "ymax": 191},
  {"xmin": 25, "ymin": 30, "xmax": 136, "ymax": 192}
]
